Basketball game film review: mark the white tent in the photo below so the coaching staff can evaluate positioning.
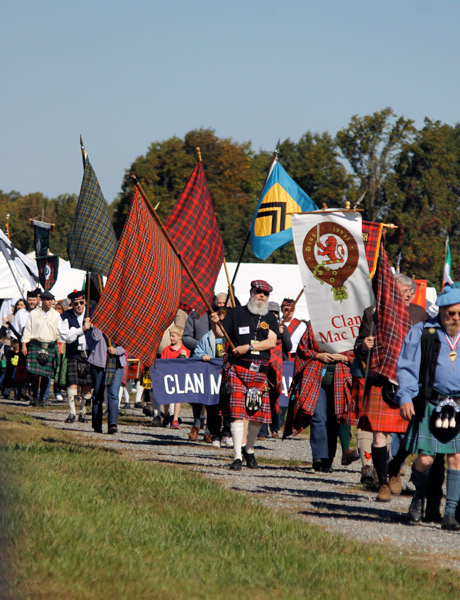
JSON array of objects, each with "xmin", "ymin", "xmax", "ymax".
[{"xmin": 215, "ymin": 262, "xmax": 309, "ymax": 319}]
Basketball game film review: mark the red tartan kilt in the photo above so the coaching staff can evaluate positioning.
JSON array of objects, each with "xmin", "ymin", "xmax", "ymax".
[
  {"xmin": 358, "ymin": 384, "xmax": 407, "ymax": 433},
  {"xmin": 220, "ymin": 363, "xmax": 271, "ymax": 423},
  {"xmin": 343, "ymin": 376, "xmax": 364, "ymax": 425}
]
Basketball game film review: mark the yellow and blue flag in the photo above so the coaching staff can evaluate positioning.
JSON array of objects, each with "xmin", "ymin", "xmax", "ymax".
[{"xmin": 250, "ymin": 161, "xmax": 318, "ymax": 260}]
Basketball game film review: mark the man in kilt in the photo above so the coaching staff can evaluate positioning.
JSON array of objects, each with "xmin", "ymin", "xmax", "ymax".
[
  {"xmin": 58, "ymin": 291, "xmax": 94, "ymax": 424},
  {"xmin": 212, "ymin": 280, "xmax": 279, "ymax": 471},
  {"xmin": 397, "ymin": 284, "xmax": 460, "ymax": 531},
  {"xmin": 21, "ymin": 290, "xmax": 60, "ymax": 406}
]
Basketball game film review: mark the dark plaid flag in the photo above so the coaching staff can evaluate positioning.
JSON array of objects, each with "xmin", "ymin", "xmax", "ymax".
[
  {"xmin": 67, "ymin": 157, "xmax": 116, "ymax": 276},
  {"xmin": 370, "ymin": 244, "xmax": 412, "ymax": 383},
  {"xmin": 32, "ymin": 220, "xmax": 53, "ymax": 259},
  {"xmin": 362, "ymin": 221, "xmax": 383, "ymax": 278},
  {"xmin": 36, "ymin": 255, "xmax": 59, "ymax": 291},
  {"xmin": 165, "ymin": 162, "xmax": 224, "ymax": 315},
  {"xmin": 91, "ymin": 186, "xmax": 182, "ymax": 366}
]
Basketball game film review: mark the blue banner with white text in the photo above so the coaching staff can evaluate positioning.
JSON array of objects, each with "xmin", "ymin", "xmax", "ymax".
[{"xmin": 150, "ymin": 358, "xmax": 294, "ymax": 406}]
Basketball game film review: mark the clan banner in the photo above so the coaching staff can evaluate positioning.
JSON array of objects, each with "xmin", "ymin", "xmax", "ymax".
[{"xmin": 291, "ymin": 211, "xmax": 374, "ymax": 352}]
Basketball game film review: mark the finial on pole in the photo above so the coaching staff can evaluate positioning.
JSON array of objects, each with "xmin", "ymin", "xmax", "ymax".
[
  {"xmin": 80, "ymin": 135, "xmax": 87, "ymax": 168},
  {"xmin": 196, "ymin": 147, "xmax": 202, "ymax": 162}
]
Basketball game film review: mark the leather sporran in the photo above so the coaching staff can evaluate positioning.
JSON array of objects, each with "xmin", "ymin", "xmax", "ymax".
[
  {"xmin": 37, "ymin": 349, "xmax": 50, "ymax": 366},
  {"xmin": 382, "ymin": 380, "xmax": 399, "ymax": 409},
  {"xmin": 245, "ymin": 387, "xmax": 262, "ymax": 412}
]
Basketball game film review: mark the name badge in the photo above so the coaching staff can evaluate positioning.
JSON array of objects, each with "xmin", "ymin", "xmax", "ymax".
[{"xmin": 239, "ymin": 326, "xmax": 250, "ymax": 334}]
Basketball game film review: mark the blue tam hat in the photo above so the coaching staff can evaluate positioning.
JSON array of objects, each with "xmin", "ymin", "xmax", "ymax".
[{"xmin": 436, "ymin": 283, "xmax": 460, "ymax": 307}]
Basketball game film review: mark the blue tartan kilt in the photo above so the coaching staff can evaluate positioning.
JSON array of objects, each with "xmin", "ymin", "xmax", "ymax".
[
  {"xmin": 26, "ymin": 342, "xmax": 57, "ymax": 379},
  {"xmin": 403, "ymin": 402, "xmax": 460, "ymax": 456}
]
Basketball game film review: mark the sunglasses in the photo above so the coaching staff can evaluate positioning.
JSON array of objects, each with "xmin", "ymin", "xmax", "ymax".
[
  {"xmin": 255, "ymin": 289, "xmax": 269, "ymax": 296},
  {"xmin": 73, "ymin": 300, "xmax": 85, "ymax": 306}
]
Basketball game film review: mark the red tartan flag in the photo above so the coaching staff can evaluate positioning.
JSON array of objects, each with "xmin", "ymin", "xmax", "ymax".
[
  {"xmin": 362, "ymin": 221, "xmax": 383, "ymax": 278},
  {"xmin": 92, "ymin": 186, "xmax": 181, "ymax": 365},
  {"xmin": 165, "ymin": 162, "xmax": 224, "ymax": 315},
  {"xmin": 370, "ymin": 244, "xmax": 411, "ymax": 382}
]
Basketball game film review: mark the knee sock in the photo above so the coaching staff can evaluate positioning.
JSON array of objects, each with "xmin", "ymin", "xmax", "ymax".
[
  {"xmin": 357, "ymin": 430, "xmax": 373, "ymax": 467},
  {"xmin": 371, "ymin": 445, "xmax": 388, "ymax": 486},
  {"xmin": 245, "ymin": 421, "xmax": 262, "ymax": 455},
  {"xmin": 411, "ymin": 466, "xmax": 429, "ymax": 501},
  {"xmin": 426, "ymin": 454, "xmax": 445, "ymax": 515},
  {"xmin": 338, "ymin": 424, "xmax": 351, "ymax": 452},
  {"xmin": 39, "ymin": 377, "xmax": 48, "ymax": 402},
  {"xmin": 444, "ymin": 468, "xmax": 460, "ymax": 517},
  {"xmin": 388, "ymin": 446, "xmax": 411, "ymax": 477},
  {"xmin": 67, "ymin": 388, "xmax": 77, "ymax": 416},
  {"xmin": 135, "ymin": 381, "xmax": 144, "ymax": 405},
  {"xmin": 230, "ymin": 421, "xmax": 244, "ymax": 461}
]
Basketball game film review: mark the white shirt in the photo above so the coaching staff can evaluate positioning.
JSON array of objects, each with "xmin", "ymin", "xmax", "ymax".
[
  {"xmin": 57, "ymin": 311, "xmax": 87, "ymax": 350},
  {"xmin": 22, "ymin": 307, "xmax": 61, "ymax": 344},
  {"xmin": 12, "ymin": 308, "xmax": 29, "ymax": 337}
]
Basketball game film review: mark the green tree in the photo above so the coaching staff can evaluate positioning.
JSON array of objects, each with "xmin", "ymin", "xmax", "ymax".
[
  {"xmin": 337, "ymin": 108, "xmax": 416, "ymax": 221},
  {"xmin": 384, "ymin": 119, "xmax": 460, "ymax": 286}
]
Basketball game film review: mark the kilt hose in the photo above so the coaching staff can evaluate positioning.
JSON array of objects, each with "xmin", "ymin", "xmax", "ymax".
[
  {"xmin": 358, "ymin": 384, "xmax": 408, "ymax": 434},
  {"xmin": 26, "ymin": 342, "xmax": 58, "ymax": 379},
  {"xmin": 66, "ymin": 352, "xmax": 92, "ymax": 387},
  {"xmin": 220, "ymin": 361, "xmax": 271, "ymax": 423},
  {"xmin": 403, "ymin": 402, "xmax": 460, "ymax": 456}
]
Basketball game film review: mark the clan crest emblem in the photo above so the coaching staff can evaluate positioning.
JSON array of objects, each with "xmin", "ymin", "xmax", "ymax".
[{"xmin": 302, "ymin": 222, "xmax": 359, "ymax": 302}]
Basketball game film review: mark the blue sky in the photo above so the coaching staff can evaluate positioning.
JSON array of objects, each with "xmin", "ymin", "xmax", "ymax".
[{"xmin": 2, "ymin": 0, "xmax": 459, "ymax": 204}]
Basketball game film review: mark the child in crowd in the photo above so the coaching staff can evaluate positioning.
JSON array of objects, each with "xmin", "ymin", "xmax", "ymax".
[{"xmin": 161, "ymin": 326, "xmax": 190, "ymax": 428}]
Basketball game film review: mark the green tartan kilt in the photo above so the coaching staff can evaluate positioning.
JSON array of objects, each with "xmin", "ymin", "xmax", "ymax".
[
  {"xmin": 26, "ymin": 342, "xmax": 58, "ymax": 379},
  {"xmin": 403, "ymin": 402, "xmax": 460, "ymax": 456}
]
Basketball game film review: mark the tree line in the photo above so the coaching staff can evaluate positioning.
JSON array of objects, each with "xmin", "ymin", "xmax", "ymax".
[{"xmin": 1, "ymin": 107, "xmax": 460, "ymax": 289}]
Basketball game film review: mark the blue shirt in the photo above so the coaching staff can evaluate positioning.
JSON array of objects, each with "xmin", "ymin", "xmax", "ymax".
[{"xmin": 396, "ymin": 317, "xmax": 460, "ymax": 406}]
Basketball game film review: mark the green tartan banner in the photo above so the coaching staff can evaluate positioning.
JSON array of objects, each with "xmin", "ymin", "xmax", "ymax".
[{"xmin": 67, "ymin": 158, "xmax": 116, "ymax": 276}]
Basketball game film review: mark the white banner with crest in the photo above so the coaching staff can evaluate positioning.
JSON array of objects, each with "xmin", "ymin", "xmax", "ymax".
[{"xmin": 291, "ymin": 211, "xmax": 374, "ymax": 352}]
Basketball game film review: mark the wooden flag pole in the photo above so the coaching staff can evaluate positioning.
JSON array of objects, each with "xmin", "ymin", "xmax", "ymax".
[
  {"xmin": 131, "ymin": 175, "xmax": 235, "ymax": 350},
  {"xmin": 280, "ymin": 288, "xmax": 304, "ymax": 326},
  {"xmin": 227, "ymin": 140, "xmax": 281, "ymax": 301},
  {"xmin": 223, "ymin": 258, "xmax": 236, "ymax": 307}
]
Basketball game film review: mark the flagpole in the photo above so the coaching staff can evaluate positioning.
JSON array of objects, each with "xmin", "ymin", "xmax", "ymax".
[
  {"xmin": 132, "ymin": 176, "xmax": 235, "ymax": 350},
  {"xmin": 223, "ymin": 258, "xmax": 236, "ymax": 307},
  {"xmin": 280, "ymin": 288, "xmax": 304, "ymax": 326},
  {"xmin": 80, "ymin": 135, "xmax": 87, "ymax": 169},
  {"xmin": 228, "ymin": 140, "xmax": 281, "ymax": 296}
]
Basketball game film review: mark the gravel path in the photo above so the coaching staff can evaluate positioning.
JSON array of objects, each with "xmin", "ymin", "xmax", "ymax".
[{"xmin": 7, "ymin": 398, "xmax": 460, "ymax": 572}]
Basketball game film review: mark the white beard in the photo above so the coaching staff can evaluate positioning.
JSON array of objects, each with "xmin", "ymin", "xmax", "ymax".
[{"xmin": 247, "ymin": 296, "xmax": 269, "ymax": 316}]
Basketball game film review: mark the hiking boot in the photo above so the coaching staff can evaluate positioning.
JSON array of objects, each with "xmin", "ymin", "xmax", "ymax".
[
  {"xmin": 188, "ymin": 426, "xmax": 199, "ymax": 441},
  {"xmin": 376, "ymin": 484, "xmax": 392, "ymax": 502},
  {"xmin": 441, "ymin": 514, "xmax": 460, "ymax": 531},
  {"xmin": 408, "ymin": 497, "xmax": 424, "ymax": 522},
  {"xmin": 388, "ymin": 473, "xmax": 403, "ymax": 496}
]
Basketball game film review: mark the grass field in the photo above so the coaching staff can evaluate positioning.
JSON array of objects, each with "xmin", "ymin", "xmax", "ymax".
[{"xmin": 0, "ymin": 405, "xmax": 458, "ymax": 600}]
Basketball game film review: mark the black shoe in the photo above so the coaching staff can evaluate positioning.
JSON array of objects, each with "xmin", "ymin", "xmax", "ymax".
[
  {"xmin": 230, "ymin": 459, "xmax": 242, "ymax": 471},
  {"xmin": 441, "ymin": 514, "xmax": 460, "ymax": 531},
  {"xmin": 408, "ymin": 497, "xmax": 424, "ymax": 523},
  {"xmin": 65, "ymin": 414, "xmax": 76, "ymax": 424},
  {"xmin": 312, "ymin": 458, "xmax": 331, "ymax": 473},
  {"xmin": 78, "ymin": 414, "xmax": 87, "ymax": 423},
  {"xmin": 423, "ymin": 510, "xmax": 442, "ymax": 523},
  {"xmin": 108, "ymin": 424, "xmax": 118, "ymax": 434},
  {"xmin": 242, "ymin": 446, "xmax": 259, "ymax": 469}
]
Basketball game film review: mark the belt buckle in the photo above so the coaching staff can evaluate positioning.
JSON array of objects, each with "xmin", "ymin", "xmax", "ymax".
[{"xmin": 249, "ymin": 362, "xmax": 260, "ymax": 373}]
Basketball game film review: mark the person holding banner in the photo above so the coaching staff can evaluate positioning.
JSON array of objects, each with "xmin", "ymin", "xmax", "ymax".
[
  {"xmin": 283, "ymin": 321, "xmax": 354, "ymax": 472},
  {"xmin": 213, "ymin": 280, "xmax": 279, "ymax": 471}
]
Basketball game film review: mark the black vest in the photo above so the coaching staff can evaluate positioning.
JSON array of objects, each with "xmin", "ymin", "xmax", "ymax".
[
  {"xmin": 414, "ymin": 326, "xmax": 442, "ymax": 417},
  {"xmin": 61, "ymin": 309, "xmax": 95, "ymax": 359}
]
